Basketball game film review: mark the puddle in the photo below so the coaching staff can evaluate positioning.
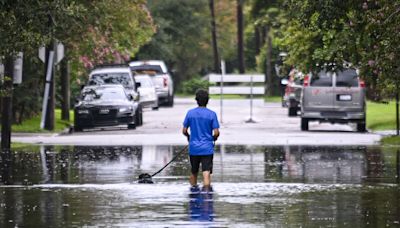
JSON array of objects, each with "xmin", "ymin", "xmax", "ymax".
[{"xmin": 1, "ymin": 145, "xmax": 400, "ymax": 227}]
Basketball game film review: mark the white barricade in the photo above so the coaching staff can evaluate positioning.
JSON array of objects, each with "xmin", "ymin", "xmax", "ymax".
[{"xmin": 208, "ymin": 63, "xmax": 265, "ymax": 123}]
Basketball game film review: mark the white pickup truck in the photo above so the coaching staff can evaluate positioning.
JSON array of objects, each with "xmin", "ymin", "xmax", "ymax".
[{"xmin": 129, "ymin": 60, "xmax": 174, "ymax": 107}]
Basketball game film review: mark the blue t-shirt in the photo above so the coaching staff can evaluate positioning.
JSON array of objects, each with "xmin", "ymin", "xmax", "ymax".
[{"xmin": 183, "ymin": 107, "xmax": 220, "ymax": 156}]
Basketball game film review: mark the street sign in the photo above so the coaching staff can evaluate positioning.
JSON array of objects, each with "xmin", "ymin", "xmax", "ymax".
[
  {"xmin": 38, "ymin": 42, "xmax": 64, "ymax": 64},
  {"xmin": 39, "ymin": 46, "xmax": 45, "ymax": 62},
  {"xmin": 55, "ymin": 42, "xmax": 64, "ymax": 64},
  {"xmin": 13, "ymin": 52, "xmax": 23, "ymax": 84},
  {"xmin": 0, "ymin": 63, "xmax": 4, "ymax": 81}
]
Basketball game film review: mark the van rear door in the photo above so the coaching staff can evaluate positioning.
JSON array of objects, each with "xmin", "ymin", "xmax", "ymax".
[
  {"xmin": 302, "ymin": 70, "xmax": 335, "ymax": 112},
  {"xmin": 334, "ymin": 69, "xmax": 364, "ymax": 111}
]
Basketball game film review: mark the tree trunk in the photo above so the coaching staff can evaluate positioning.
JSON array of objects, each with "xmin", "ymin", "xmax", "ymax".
[
  {"xmin": 237, "ymin": 0, "xmax": 245, "ymax": 73},
  {"xmin": 60, "ymin": 49, "xmax": 70, "ymax": 121},
  {"xmin": 209, "ymin": 0, "xmax": 220, "ymax": 73},
  {"xmin": 1, "ymin": 56, "xmax": 14, "ymax": 151},
  {"xmin": 255, "ymin": 26, "xmax": 261, "ymax": 55},
  {"xmin": 396, "ymin": 85, "xmax": 399, "ymax": 136},
  {"xmin": 265, "ymin": 26, "xmax": 273, "ymax": 96},
  {"xmin": 18, "ymin": 103, "xmax": 25, "ymax": 124}
]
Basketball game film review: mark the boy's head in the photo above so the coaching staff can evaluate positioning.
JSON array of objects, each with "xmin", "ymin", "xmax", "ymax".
[{"xmin": 195, "ymin": 89, "xmax": 209, "ymax": 107}]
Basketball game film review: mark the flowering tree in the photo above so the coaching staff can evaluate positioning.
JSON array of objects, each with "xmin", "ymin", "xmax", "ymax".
[
  {"xmin": 71, "ymin": 0, "xmax": 155, "ymax": 71},
  {"xmin": 279, "ymin": 0, "xmax": 400, "ymax": 99}
]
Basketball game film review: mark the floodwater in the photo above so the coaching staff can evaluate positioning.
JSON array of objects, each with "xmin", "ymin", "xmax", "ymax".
[{"xmin": 1, "ymin": 145, "xmax": 400, "ymax": 227}]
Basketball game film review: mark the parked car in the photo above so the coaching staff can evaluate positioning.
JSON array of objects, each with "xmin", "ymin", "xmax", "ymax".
[
  {"xmin": 300, "ymin": 68, "xmax": 366, "ymax": 132},
  {"xmin": 283, "ymin": 69, "xmax": 303, "ymax": 116},
  {"xmin": 74, "ymin": 85, "xmax": 138, "ymax": 131},
  {"xmin": 134, "ymin": 74, "xmax": 158, "ymax": 110},
  {"xmin": 87, "ymin": 64, "xmax": 143, "ymax": 126},
  {"xmin": 129, "ymin": 60, "xmax": 174, "ymax": 106}
]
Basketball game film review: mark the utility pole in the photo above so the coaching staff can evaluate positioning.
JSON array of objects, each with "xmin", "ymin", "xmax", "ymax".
[
  {"xmin": 209, "ymin": 0, "xmax": 220, "ymax": 73},
  {"xmin": 43, "ymin": 13, "xmax": 55, "ymax": 131},
  {"xmin": 1, "ymin": 56, "xmax": 14, "ymax": 151},
  {"xmin": 265, "ymin": 26, "xmax": 272, "ymax": 96},
  {"xmin": 237, "ymin": 0, "xmax": 245, "ymax": 73},
  {"xmin": 44, "ymin": 42, "xmax": 55, "ymax": 130},
  {"xmin": 60, "ymin": 48, "xmax": 70, "ymax": 121}
]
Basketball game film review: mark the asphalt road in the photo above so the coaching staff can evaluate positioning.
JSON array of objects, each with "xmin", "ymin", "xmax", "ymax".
[{"xmin": 13, "ymin": 98, "xmax": 382, "ymax": 146}]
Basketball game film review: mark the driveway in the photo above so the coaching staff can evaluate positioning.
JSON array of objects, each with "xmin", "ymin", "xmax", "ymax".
[{"xmin": 12, "ymin": 98, "xmax": 382, "ymax": 146}]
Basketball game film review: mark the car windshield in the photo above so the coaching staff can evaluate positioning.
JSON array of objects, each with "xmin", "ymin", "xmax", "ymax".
[
  {"xmin": 136, "ymin": 77, "xmax": 153, "ymax": 88},
  {"xmin": 310, "ymin": 70, "xmax": 333, "ymax": 87},
  {"xmin": 88, "ymin": 73, "xmax": 133, "ymax": 88},
  {"xmin": 131, "ymin": 65, "xmax": 163, "ymax": 75},
  {"xmin": 336, "ymin": 69, "xmax": 359, "ymax": 87},
  {"xmin": 81, "ymin": 88, "xmax": 127, "ymax": 102}
]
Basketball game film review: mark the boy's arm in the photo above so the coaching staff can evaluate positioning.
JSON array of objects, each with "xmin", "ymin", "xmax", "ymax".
[
  {"xmin": 182, "ymin": 127, "xmax": 190, "ymax": 141},
  {"xmin": 213, "ymin": 128, "xmax": 220, "ymax": 141}
]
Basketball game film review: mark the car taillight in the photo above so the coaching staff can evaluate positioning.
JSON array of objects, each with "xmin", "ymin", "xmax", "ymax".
[
  {"xmin": 359, "ymin": 78, "xmax": 365, "ymax": 88},
  {"xmin": 303, "ymin": 75, "xmax": 310, "ymax": 87},
  {"xmin": 163, "ymin": 76, "xmax": 168, "ymax": 87},
  {"xmin": 285, "ymin": 86, "xmax": 294, "ymax": 93}
]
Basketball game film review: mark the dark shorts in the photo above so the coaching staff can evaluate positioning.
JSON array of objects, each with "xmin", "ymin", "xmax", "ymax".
[{"xmin": 189, "ymin": 154, "xmax": 213, "ymax": 174}]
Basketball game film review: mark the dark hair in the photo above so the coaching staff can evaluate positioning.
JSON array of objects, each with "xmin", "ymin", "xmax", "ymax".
[{"xmin": 195, "ymin": 89, "xmax": 209, "ymax": 106}]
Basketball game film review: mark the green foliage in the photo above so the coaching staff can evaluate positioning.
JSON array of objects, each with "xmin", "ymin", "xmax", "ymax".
[
  {"xmin": 137, "ymin": 0, "xmax": 212, "ymax": 87},
  {"xmin": 11, "ymin": 109, "xmax": 73, "ymax": 133},
  {"xmin": 180, "ymin": 76, "xmax": 211, "ymax": 95},
  {"xmin": 12, "ymin": 52, "xmax": 43, "ymax": 124},
  {"xmin": 72, "ymin": 0, "xmax": 155, "ymax": 68},
  {"xmin": 278, "ymin": 0, "xmax": 400, "ymax": 100},
  {"xmin": 1, "ymin": 0, "xmax": 155, "ymax": 124}
]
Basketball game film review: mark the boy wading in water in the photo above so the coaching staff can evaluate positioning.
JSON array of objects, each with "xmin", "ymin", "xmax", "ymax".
[{"xmin": 182, "ymin": 89, "xmax": 220, "ymax": 189}]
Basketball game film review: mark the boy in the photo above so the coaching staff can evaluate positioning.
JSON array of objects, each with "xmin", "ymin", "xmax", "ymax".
[{"xmin": 182, "ymin": 89, "xmax": 220, "ymax": 188}]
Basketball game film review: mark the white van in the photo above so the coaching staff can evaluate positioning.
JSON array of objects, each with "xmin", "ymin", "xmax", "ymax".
[{"xmin": 301, "ymin": 68, "xmax": 366, "ymax": 132}]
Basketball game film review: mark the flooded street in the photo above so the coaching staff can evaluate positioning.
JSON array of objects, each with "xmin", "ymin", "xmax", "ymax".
[{"xmin": 1, "ymin": 145, "xmax": 400, "ymax": 227}]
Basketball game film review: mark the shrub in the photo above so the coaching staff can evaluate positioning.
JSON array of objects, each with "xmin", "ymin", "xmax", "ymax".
[{"xmin": 181, "ymin": 76, "xmax": 211, "ymax": 95}]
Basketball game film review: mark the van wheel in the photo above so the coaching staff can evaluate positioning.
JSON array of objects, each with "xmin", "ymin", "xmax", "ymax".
[
  {"xmin": 301, "ymin": 118, "xmax": 309, "ymax": 131},
  {"xmin": 357, "ymin": 122, "xmax": 366, "ymax": 132},
  {"xmin": 288, "ymin": 107, "xmax": 297, "ymax": 116},
  {"xmin": 128, "ymin": 123, "xmax": 136, "ymax": 129}
]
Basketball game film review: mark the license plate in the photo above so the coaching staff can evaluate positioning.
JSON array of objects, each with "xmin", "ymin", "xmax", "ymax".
[
  {"xmin": 338, "ymin": 94, "xmax": 352, "ymax": 101},
  {"xmin": 99, "ymin": 109, "xmax": 110, "ymax": 114}
]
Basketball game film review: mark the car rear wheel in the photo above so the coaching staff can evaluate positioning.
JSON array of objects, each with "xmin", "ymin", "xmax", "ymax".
[
  {"xmin": 301, "ymin": 118, "xmax": 309, "ymax": 131},
  {"xmin": 152, "ymin": 100, "xmax": 159, "ymax": 110},
  {"xmin": 128, "ymin": 123, "xmax": 136, "ymax": 129},
  {"xmin": 74, "ymin": 125, "xmax": 83, "ymax": 132},
  {"xmin": 135, "ymin": 105, "xmax": 143, "ymax": 126},
  {"xmin": 166, "ymin": 93, "xmax": 174, "ymax": 107},
  {"xmin": 288, "ymin": 107, "xmax": 297, "ymax": 116},
  {"xmin": 357, "ymin": 122, "xmax": 366, "ymax": 132}
]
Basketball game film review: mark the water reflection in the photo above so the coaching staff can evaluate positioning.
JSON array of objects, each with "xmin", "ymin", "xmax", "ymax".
[
  {"xmin": 189, "ymin": 187, "xmax": 214, "ymax": 222},
  {"xmin": 1, "ymin": 145, "xmax": 400, "ymax": 227},
  {"xmin": 1, "ymin": 145, "xmax": 399, "ymax": 185}
]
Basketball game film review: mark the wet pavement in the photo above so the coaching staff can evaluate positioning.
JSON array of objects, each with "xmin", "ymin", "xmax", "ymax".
[
  {"xmin": 1, "ymin": 145, "xmax": 400, "ymax": 227},
  {"xmin": 12, "ymin": 98, "xmax": 382, "ymax": 146}
]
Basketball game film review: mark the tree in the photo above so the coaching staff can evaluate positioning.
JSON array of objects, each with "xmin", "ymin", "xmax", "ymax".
[
  {"xmin": 279, "ymin": 0, "xmax": 400, "ymax": 132},
  {"xmin": 209, "ymin": 0, "xmax": 220, "ymax": 73},
  {"xmin": 237, "ymin": 0, "xmax": 245, "ymax": 73},
  {"xmin": 0, "ymin": 1, "xmax": 54, "ymax": 150},
  {"xmin": 137, "ymin": 0, "xmax": 211, "ymax": 88}
]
